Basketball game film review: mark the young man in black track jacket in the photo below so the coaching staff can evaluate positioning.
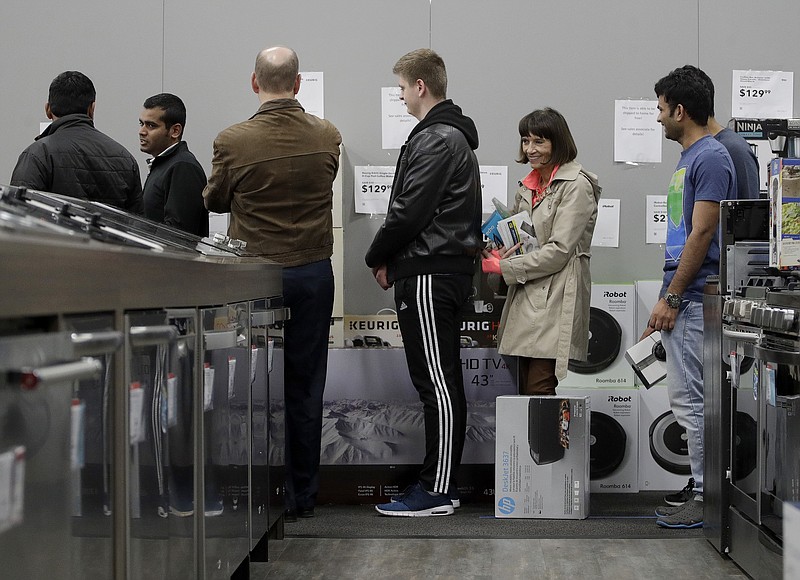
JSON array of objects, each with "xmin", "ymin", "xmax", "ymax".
[{"xmin": 365, "ymin": 48, "xmax": 482, "ymax": 517}]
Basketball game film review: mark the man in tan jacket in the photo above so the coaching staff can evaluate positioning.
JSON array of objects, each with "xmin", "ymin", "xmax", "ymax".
[{"xmin": 204, "ymin": 46, "xmax": 341, "ymax": 522}]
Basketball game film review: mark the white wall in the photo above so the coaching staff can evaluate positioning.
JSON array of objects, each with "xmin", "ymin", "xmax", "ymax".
[{"xmin": 1, "ymin": 0, "xmax": 797, "ymax": 313}]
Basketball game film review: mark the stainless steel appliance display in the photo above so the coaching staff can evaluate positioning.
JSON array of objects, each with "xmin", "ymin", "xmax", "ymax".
[
  {"xmin": 248, "ymin": 299, "xmax": 289, "ymax": 561},
  {"xmin": 0, "ymin": 330, "xmax": 119, "ymax": 580},
  {"xmin": 200, "ymin": 303, "xmax": 251, "ymax": 579},
  {"xmin": 706, "ymin": 281, "xmax": 763, "ymax": 553},
  {"xmin": 0, "ymin": 185, "xmax": 252, "ymax": 258},
  {"xmin": 752, "ymin": 290, "xmax": 800, "ymax": 541},
  {"xmin": 165, "ymin": 308, "xmax": 201, "ymax": 580},
  {"xmin": 126, "ymin": 311, "xmax": 177, "ymax": 580},
  {"xmin": 707, "ymin": 282, "xmax": 800, "ymax": 579},
  {"xmin": 1, "ymin": 182, "xmax": 283, "ymax": 579},
  {"xmin": 62, "ymin": 314, "xmax": 125, "ymax": 579}
]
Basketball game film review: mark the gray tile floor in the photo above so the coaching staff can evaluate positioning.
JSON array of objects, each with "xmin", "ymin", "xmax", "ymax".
[{"xmin": 252, "ymin": 537, "xmax": 748, "ymax": 579}]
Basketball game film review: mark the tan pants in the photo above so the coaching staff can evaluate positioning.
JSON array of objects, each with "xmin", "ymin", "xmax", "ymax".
[{"xmin": 519, "ymin": 357, "xmax": 558, "ymax": 396}]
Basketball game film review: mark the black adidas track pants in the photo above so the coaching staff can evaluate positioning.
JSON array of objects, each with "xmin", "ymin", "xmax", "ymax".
[{"xmin": 394, "ymin": 273, "xmax": 471, "ymax": 494}]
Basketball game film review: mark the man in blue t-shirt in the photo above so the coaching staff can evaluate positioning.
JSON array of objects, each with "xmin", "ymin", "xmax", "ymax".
[{"xmin": 645, "ymin": 67, "xmax": 736, "ymax": 530}]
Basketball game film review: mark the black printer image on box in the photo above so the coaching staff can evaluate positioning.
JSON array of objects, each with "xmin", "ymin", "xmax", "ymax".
[{"xmin": 528, "ymin": 398, "xmax": 570, "ymax": 465}]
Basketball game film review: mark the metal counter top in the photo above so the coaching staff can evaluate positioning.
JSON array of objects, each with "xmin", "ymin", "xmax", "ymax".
[{"xmin": 0, "ymin": 231, "xmax": 282, "ymax": 317}]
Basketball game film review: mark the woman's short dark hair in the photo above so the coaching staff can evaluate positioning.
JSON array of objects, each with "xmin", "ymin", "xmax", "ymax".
[{"xmin": 516, "ymin": 108, "xmax": 578, "ymax": 165}]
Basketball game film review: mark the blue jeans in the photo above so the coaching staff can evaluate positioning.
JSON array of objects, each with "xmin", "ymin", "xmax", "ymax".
[{"xmin": 660, "ymin": 300, "xmax": 704, "ymax": 495}]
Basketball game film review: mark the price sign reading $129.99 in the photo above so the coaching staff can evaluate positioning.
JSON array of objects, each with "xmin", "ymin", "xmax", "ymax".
[
  {"xmin": 361, "ymin": 183, "xmax": 392, "ymax": 194},
  {"xmin": 732, "ymin": 70, "xmax": 793, "ymax": 119},
  {"xmin": 355, "ymin": 166, "xmax": 395, "ymax": 214}
]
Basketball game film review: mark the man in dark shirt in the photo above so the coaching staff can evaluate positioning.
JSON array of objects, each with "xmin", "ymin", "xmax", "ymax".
[
  {"xmin": 139, "ymin": 93, "xmax": 208, "ymax": 236},
  {"xmin": 680, "ymin": 65, "xmax": 761, "ymax": 199},
  {"xmin": 11, "ymin": 70, "xmax": 143, "ymax": 213}
]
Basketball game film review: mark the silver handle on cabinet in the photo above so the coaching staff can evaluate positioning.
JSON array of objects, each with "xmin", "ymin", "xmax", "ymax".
[
  {"xmin": 129, "ymin": 325, "xmax": 178, "ymax": 347},
  {"xmin": 8, "ymin": 357, "xmax": 103, "ymax": 390},
  {"xmin": 722, "ymin": 328, "xmax": 761, "ymax": 343},
  {"xmin": 273, "ymin": 307, "xmax": 291, "ymax": 323},
  {"xmin": 251, "ymin": 311, "xmax": 276, "ymax": 326},
  {"xmin": 70, "ymin": 331, "xmax": 123, "ymax": 355},
  {"xmin": 204, "ymin": 329, "xmax": 237, "ymax": 350}
]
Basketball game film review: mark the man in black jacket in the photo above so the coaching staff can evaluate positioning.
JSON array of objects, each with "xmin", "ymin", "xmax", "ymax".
[
  {"xmin": 365, "ymin": 48, "xmax": 482, "ymax": 517},
  {"xmin": 11, "ymin": 71, "xmax": 143, "ymax": 214},
  {"xmin": 139, "ymin": 93, "xmax": 208, "ymax": 236}
]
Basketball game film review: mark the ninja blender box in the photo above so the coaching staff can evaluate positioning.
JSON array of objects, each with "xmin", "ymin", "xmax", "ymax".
[{"xmin": 495, "ymin": 395, "xmax": 590, "ymax": 519}]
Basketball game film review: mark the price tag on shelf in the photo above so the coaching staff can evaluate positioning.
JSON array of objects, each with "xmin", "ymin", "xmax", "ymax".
[
  {"xmin": 732, "ymin": 70, "xmax": 793, "ymax": 119},
  {"xmin": 227, "ymin": 356, "xmax": 236, "ymax": 400},
  {"xmin": 0, "ymin": 447, "xmax": 25, "ymax": 533},
  {"xmin": 129, "ymin": 382, "xmax": 144, "ymax": 444},
  {"xmin": 203, "ymin": 363, "xmax": 214, "ymax": 411},
  {"xmin": 167, "ymin": 373, "xmax": 178, "ymax": 428},
  {"xmin": 71, "ymin": 399, "xmax": 86, "ymax": 470},
  {"xmin": 646, "ymin": 195, "xmax": 667, "ymax": 244},
  {"xmin": 251, "ymin": 345, "xmax": 258, "ymax": 384}
]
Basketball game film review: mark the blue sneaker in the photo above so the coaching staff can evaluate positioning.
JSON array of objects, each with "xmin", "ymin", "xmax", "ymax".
[
  {"xmin": 377, "ymin": 482, "xmax": 454, "ymax": 517},
  {"xmin": 656, "ymin": 496, "xmax": 703, "ymax": 528},
  {"xmin": 169, "ymin": 493, "xmax": 194, "ymax": 517},
  {"xmin": 391, "ymin": 483, "xmax": 461, "ymax": 508}
]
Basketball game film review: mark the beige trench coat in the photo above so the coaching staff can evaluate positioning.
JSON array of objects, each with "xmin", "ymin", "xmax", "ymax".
[{"xmin": 496, "ymin": 160, "xmax": 602, "ymax": 380}]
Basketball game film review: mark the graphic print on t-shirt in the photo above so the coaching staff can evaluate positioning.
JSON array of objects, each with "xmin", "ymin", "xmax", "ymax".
[{"xmin": 666, "ymin": 167, "xmax": 686, "ymax": 263}]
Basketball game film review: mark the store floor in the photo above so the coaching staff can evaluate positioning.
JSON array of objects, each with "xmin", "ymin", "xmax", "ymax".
[{"xmin": 251, "ymin": 494, "xmax": 749, "ymax": 579}]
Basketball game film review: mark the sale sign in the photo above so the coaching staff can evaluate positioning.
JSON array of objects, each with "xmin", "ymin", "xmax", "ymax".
[{"xmin": 732, "ymin": 70, "xmax": 793, "ymax": 119}]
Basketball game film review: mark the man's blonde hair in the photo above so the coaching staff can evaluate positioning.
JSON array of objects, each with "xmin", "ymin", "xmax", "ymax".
[{"xmin": 392, "ymin": 48, "xmax": 447, "ymax": 100}]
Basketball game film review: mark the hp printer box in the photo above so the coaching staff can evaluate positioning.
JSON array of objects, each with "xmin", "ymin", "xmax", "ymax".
[{"xmin": 495, "ymin": 396, "xmax": 590, "ymax": 519}]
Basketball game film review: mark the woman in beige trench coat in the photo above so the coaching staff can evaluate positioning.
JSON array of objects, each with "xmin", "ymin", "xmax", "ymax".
[{"xmin": 482, "ymin": 108, "xmax": 601, "ymax": 395}]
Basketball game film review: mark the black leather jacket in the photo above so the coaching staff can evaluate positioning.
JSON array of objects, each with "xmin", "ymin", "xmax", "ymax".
[{"xmin": 365, "ymin": 100, "xmax": 482, "ymax": 282}]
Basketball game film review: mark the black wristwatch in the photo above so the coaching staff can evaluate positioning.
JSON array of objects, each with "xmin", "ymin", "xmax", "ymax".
[{"xmin": 664, "ymin": 292, "xmax": 682, "ymax": 309}]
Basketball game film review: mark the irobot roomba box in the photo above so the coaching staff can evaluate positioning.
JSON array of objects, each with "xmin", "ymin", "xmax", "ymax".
[
  {"xmin": 561, "ymin": 284, "xmax": 635, "ymax": 388},
  {"xmin": 495, "ymin": 396, "xmax": 590, "ymax": 519},
  {"xmin": 558, "ymin": 387, "xmax": 639, "ymax": 493}
]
